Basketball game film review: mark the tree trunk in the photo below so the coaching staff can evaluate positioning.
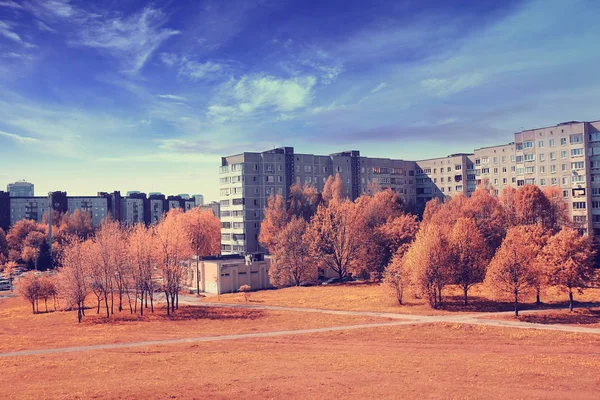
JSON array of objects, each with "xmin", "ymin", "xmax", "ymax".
[
  {"xmin": 437, "ymin": 286, "xmax": 443, "ymax": 305},
  {"xmin": 165, "ymin": 292, "xmax": 170, "ymax": 316},
  {"xmin": 176, "ymin": 291, "xmax": 179, "ymax": 310},
  {"xmin": 31, "ymin": 300, "xmax": 35, "ymax": 314},
  {"xmin": 35, "ymin": 298, "xmax": 39, "ymax": 313},
  {"xmin": 171, "ymin": 293, "xmax": 176, "ymax": 313},
  {"xmin": 44, "ymin": 298, "xmax": 48, "ymax": 313},
  {"xmin": 536, "ymin": 288, "xmax": 541, "ymax": 305},
  {"xmin": 77, "ymin": 302, "xmax": 82, "ymax": 323},
  {"xmin": 105, "ymin": 293, "xmax": 110, "ymax": 318},
  {"xmin": 514, "ymin": 293, "xmax": 519, "ymax": 317},
  {"xmin": 464, "ymin": 286, "xmax": 468, "ymax": 305},
  {"xmin": 569, "ymin": 291, "xmax": 574, "ymax": 312},
  {"xmin": 150, "ymin": 294, "xmax": 154, "ymax": 313},
  {"xmin": 110, "ymin": 290, "xmax": 114, "ymax": 315},
  {"xmin": 81, "ymin": 300, "xmax": 85, "ymax": 316},
  {"xmin": 196, "ymin": 258, "xmax": 200, "ymax": 295},
  {"xmin": 96, "ymin": 296, "xmax": 101, "ymax": 314}
]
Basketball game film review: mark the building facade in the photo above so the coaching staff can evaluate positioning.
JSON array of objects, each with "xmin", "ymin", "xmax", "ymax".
[
  {"xmin": 219, "ymin": 120, "xmax": 600, "ymax": 254},
  {"xmin": 7, "ymin": 181, "xmax": 34, "ymax": 197}
]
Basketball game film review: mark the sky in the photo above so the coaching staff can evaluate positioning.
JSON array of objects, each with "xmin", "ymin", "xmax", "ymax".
[{"xmin": 1, "ymin": 0, "xmax": 600, "ymax": 201}]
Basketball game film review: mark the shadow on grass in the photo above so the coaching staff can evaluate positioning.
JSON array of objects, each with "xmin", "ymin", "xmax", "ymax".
[
  {"xmin": 83, "ymin": 305, "xmax": 265, "ymax": 325},
  {"xmin": 438, "ymin": 295, "xmax": 600, "ymax": 314},
  {"xmin": 517, "ymin": 308, "xmax": 600, "ymax": 326}
]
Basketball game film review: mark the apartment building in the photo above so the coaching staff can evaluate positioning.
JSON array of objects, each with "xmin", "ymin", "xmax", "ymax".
[
  {"xmin": 67, "ymin": 197, "xmax": 110, "ymax": 227},
  {"xmin": 219, "ymin": 120, "xmax": 600, "ymax": 254},
  {"xmin": 219, "ymin": 148, "xmax": 417, "ymax": 254},
  {"xmin": 7, "ymin": 181, "xmax": 34, "ymax": 197}
]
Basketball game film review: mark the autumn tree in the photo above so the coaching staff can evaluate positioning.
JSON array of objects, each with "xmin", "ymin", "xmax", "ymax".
[
  {"xmin": 183, "ymin": 207, "xmax": 221, "ymax": 295},
  {"xmin": 499, "ymin": 186, "xmax": 518, "ymax": 228},
  {"xmin": 404, "ymin": 223, "xmax": 452, "ymax": 308},
  {"xmin": 60, "ymin": 210, "xmax": 95, "ymax": 239},
  {"xmin": 7, "ymin": 219, "xmax": 46, "ymax": 263},
  {"xmin": 306, "ymin": 199, "xmax": 362, "ymax": 281},
  {"xmin": 383, "ymin": 245, "xmax": 411, "ymax": 305},
  {"xmin": 258, "ymin": 194, "xmax": 289, "ymax": 252},
  {"xmin": 463, "ymin": 184, "xmax": 506, "ymax": 252},
  {"xmin": 21, "ymin": 230, "xmax": 47, "ymax": 270},
  {"xmin": 449, "ymin": 217, "xmax": 489, "ymax": 305},
  {"xmin": 542, "ymin": 186, "xmax": 571, "ymax": 232},
  {"xmin": 486, "ymin": 225, "xmax": 546, "ymax": 316},
  {"xmin": 269, "ymin": 217, "xmax": 317, "ymax": 287},
  {"xmin": 542, "ymin": 227, "xmax": 596, "ymax": 311},
  {"xmin": 155, "ymin": 208, "xmax": 193, "ymax": 315},
  {"xmin": 321, "ymin": 173, "xmax": 345, "ymax": 205},
  {"xmin": 128, "ymin": 224, "xmax": 158, "ymax": 315},
  {"xmin": 513, "ymin": 185, "xmax": 551, "ymax": 226},
  {"xmin": 38, "ymin": 275, "xmax": 57, "ymax": 313},
  {"xmin": 288, "ymin": 183, "xmax": 321, "ymax": 221},
  {"xmin": 18, "ymin": 273, "xmax": 41, "ymax": 314},
  {"xmin": 0, "ymin": 227, "xmax": 8, "ymax": 263},
  {"xmin": 57, "ymin": 238, "xmax": 90, "ymax": 323}
]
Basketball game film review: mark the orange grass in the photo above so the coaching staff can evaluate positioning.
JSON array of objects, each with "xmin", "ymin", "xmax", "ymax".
[
  {"xmin": 0, "ymin": 296, "xmax": 391, "ymax": 353},
  {"xmin": 203, "ymin": 282, "xmax": 600, "ymax": 315},
  {"xmin": 0, "ymin": 323, "xmax": 599, "ymax": 399}
]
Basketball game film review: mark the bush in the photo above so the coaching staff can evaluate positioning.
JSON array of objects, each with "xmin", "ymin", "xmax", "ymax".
[{"xmin": 239, "ymin": 284, "xmax": 251, "ymax": 302}]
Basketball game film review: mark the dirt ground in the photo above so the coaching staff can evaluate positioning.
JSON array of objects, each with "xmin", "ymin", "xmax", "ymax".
[
  {"xmin": 0, "ymin": 296, "xmax": 391, "ymax": 352},
  {"xmin": 1, "ymin": 323, "xmax": 599, "ymax": 399},
  {"xmin": 203, "ymin": 282, "xmax": 600, "ymax": 316}
]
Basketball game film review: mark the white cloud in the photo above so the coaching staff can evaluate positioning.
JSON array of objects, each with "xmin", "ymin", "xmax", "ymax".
[
  {"xmin": 0, "ymin": 20, "xmax": 23, "ymax": 43},
  {"xmin": 0, "ymin": 1, "xmax": 22, "ymax": 9},
  {"xmin": 232, "ymin": 74, "xmax": 316, "ymax": 113},
  {"xmin": 36, "ymin": 20, "xmax": 56, "ymax": 33},
  {"xmin": 70, "ymin": 7, "xmax": 180, "ymax": 73},
  {"xmin": 420, "ymin": 73, "xmax": 484, "ymax": 97},
  {"xmin": 371, "ymin": 82, "xmax": 387, "ymax": 94},
  {"xmin": 159, "ymin": 52, "xmax": 179, "ymax": 66},
  {"xmin": 178, "ymin": 59, "xmax": 223, "ymax": 81},
  {"xmin": 0, "ymin": 130, "xmax": 39, "ymax": 143},
  {"xmin": 157, "ymin": 94, "xmax": 186, "ymax": 101}
]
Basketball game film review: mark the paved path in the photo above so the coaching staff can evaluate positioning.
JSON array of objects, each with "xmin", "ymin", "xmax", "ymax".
[{"xmin": 1, "ymin": 298, "xmax": 599, "ymax": 359}]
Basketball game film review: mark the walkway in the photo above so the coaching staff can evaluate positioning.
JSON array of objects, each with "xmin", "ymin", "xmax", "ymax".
[{"xmin": 1, "ymin": 298, "xmax": 599, "ymax": 359}]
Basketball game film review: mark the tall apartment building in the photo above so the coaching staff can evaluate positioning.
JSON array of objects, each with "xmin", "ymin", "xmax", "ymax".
[
  {"xmin": 7, "ymin": 181, "xmax": 34, "ymax": 197},
  {"xmin": 220, "ymin": 120, "xmax": 600, "ymax": 254},
  {"xmin": 219, "ymin": 148, "xmax": 417, "ymax": 254}
]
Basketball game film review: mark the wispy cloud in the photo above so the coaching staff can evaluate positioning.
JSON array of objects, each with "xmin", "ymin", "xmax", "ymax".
[
  {"xmin": 371, "ymin": 82, "xmax": 387, "ymax": 94},
  {"xmin": 178, "ymin": 59, "xmax": 224, "ymax": 81},
  {"xmin": 0, "ymin": 130, "xmax": 39, "ymax": 144},
  {"xmin": 0, "ymin": 1, "xmax": 22, "ymax": 9},
  {"xmin": 157, "ymin": 94, "xmax": 186, "ymax": 101},
  {"xmin": 0, "ymin": 20, "xmax": 23, "ymax": 43},
  {"xmin": 420, "ymin": 73, "xmax": 484, "ymax": 97},
  {"xmin": 70, "ymin": 7, "xmax": 180, "ymax": 73}
]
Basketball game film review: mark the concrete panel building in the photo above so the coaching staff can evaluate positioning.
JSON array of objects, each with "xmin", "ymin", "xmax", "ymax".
[
  {"xmin": 7, "ymin": 181, "xmax": 34, "ymax": 197},
  {"xmin": 219, "ymin": 120, "xmax": 600, "ymax": 254}
]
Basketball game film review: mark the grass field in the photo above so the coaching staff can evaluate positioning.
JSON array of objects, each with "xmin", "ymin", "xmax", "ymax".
[
  {"xmin": 202, "ymin": 282, "xmax": 600, "ymax": 316},
  {"xmin": 1, "ymin": 323, "xmax": 599, "ymax": 399},
  {"xmin": 2, "ymin": 283, "xmax": 600, "ymax": 399}
]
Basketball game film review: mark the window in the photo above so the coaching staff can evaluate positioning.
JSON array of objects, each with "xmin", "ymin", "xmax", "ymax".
[
  {"xmin": 516, "ymin": 155, "xmax": 523, "ymax": 163},
  {"xmin": 455, "ymin": 165, "xmax": 462, "ymax": 171},
  {"xmin": 493, "ymin": 157, "xmax": 498, "ymax": 164},
  {"xmin": 493, "ymin": 168, "xmax": 498, "ymax": 174},
  {"xmin": 561, "ymin": 151, "xmax": 567, "ymax": 159},
  {"xmin": 502, "ymin": 167, "xmax": 507, "ymax": 173},
  {"xmin": 574, "ymin": 216, "xmax": 587, "ymax": 223},
  {"xmin": 572, "ymin": 161, "xmax": 584, "ymax": 169},
  {"xmin": 524, "ymin": 153, "xmax": 534, "ymax": 161},
  {"xmin": 572, "ymin": 202, "xmax": 586, "ymax": 209},
  {"xmin": 517, "ymin": 168, "xmax": 524, "ymax": 175},
  {"xmin": 523, "ymin": 141, "xmax": 533, "ymax": 149},
  {"xmin": 517, "ymin": 179, "xmax": 525, "ymax": 187},
  {"xmin": 590, "ymin": 133, "xmax": 600, "ymax": 142},
  {"xmin": 516, "ymin": 143, "xmax": 523, "ymax": 151},
  {"xmin": 539, "ymin": 166, "xmax": 545, "ymax": 173},
  {"xmin": 511, "ymin": 155, "xmax": 516, "ymax": 162},
  {"xmin": 549, "ymin": 139, "xmax": 555, "ymax": 147},
  {"xmin": 563, "ymin": 190, "xmax": 569, "ymax": 198},
  {"xmin": 572, "ymin": 175, "xmax": 585, "ymax": 183},
  {"xmin": 265, "ymin": 164, "xmax": 273, "ymax": 172},
  {"xmin": 550, "ymin": 165, "xmax": 556, "ymax": 173},
  {"xmin": 481, "ymin": 157, "xmax": 489, "ymax": 164},
  {"xmin": 538, "ymin": 153, "xmax": 545, "ymax": 161},
  {"xmin": 303, "ymin": 165, "xmax": 312, "ymax": 172},
  {"xmin": 540, "ymin": 178, "xmax": 546, "ymax": 186},
  {"xmin": 503, "ymin": 178, "xmax": 507, "ymax": 184},
  {"xmin": 562, "ymin": 177, "xmax": 568, "ymax": 185},
  {"xmin": 525, "ymin": 167, "xmax": 535, "ymax": 173},
  {"xmin": 570, "ymin": 133, "xmax": 584, "ymax": 144},
  {"xmin": 538, "ymin": 141, "xmax": 544, "ymax": 148},
  {"xmin": 232, "ymin": 198, "xmax": 245, "ymax": 205},
  {"xmin": 550, "ymin": 152, "xmax": 556, "ymax": 160},
  {"xmin": 482, "ymin": 168, "xmax": 490, "ymax": 174},
  {"xmin": 593, "ymin": 201, "xmax": 600, "ymax": 208},
  {"xmin": 561, "ymin": 138, "xmax": 567, "ymax": 145},
  {"xmin": 571, "ymin": 148, "xmax": 584, "ymax": 157}
]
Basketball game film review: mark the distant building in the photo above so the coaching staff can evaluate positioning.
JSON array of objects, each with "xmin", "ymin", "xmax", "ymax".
[
  {"xmin": 201, "ymin": 201, "xmax": 220, "ymax": 218},
  {"xmin": 7, "ymin": 181, "xmax": 34, "ymax": 197},
  {"xmin": 193, "ymin": 194, "xmax": 204, "ymax": 206}
]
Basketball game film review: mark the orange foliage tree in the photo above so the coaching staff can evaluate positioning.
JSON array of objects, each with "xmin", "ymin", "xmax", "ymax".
[
  {"xmin": 184, "ymin": 207, "xmax": 221, "ymax": 294},
  {"xmin": 269, "ymin": 217, "xmax": 318, "ymax": 287},
  {"xmin": 321, "ymin": 173, "xmax": 345, "ymax": 205},
  {"xmin": 542, "ymin": 227, "xmax": 596, "ymax": 311},
  {"xmin": 128, "ymin": 224, "xmax": 158, "ymax": 315},
  {"xmin": 306, "ymin": 199, "xmax": 362, "ymax": 281},
  {"xmin": 486, "ymin": 225, "xmax": 546, "ymax": 316},
  {"xmin": 287, "ymin": 183, "xmax": 321, "ymax": 221},
  {"xmin": 449, "ymin": 217, "xmax": 489, "ymax": 305},
  {"xmin": 404, "ymin": 223, "xmax": 452, "ymax": 308},
  {"xmin": 258, "ymin": 194, "xmax": 289, "ymax": 251},
  {"xmin": 57, "ymin": 238, "xmax": 90, "ymax": 323}
]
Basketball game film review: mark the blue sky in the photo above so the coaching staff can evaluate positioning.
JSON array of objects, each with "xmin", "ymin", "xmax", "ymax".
[{"xmin": 1, "ymin": 0, "xmax": 599, "ymax": 201}]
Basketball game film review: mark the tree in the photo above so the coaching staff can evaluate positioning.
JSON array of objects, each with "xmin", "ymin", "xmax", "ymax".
[
  {"xmin": 239, "ymin": 285, "xmax": 251, "ymax": 302},
  {"xmin": 513, "ymin": 185, "xmax": 550, "ymax": 226},
  {"xmin": 21, "ymin": 230, "xmax": 47, "ymax": 270},
  {"xmin": 384, "ymin": 245, "xmax": 410, "ymax": 305},
  {"xmin": 57, "ymin": 238, "xmax": 90, "ymax": 323},
  {"xmin": 542, "ymin": 228, "xmax": 596, "ymax": 311},
  {"xmin": 288, "ymin": 183, "xmax": 321, "ymax": 222},
  {"xmin": 2, "ymin": 261, "xmax": 17, "ymax": 291},
  {"xmin": 377, "ymin": 213, "xmax": 419, "ymax": 266},
  {"xmin": 404, "ymin": 223, "xmax": 452, "ymax": 308},
  {"xmin": 486, "ymin": 225, "xmax": 545, "ymax": 316},
  {"xmin": 499, "ymin": 186, "xmax": 518, "ymax": 228},
  {"xmin": 38, "ymin": 275, "xmax": 57, "ymax": 313},
  {"xmin": 18, "ymin": 273, "xmax": 40, "ymax": 314},
  {"xmin": 60, "ymin": 210, "xmax": 94, "ymax": 239},
  {"xmin": 7, "ymin": 219, "xmax": 46, "ymax": 263},
  {"xmin": 542, "ymin": 186, "xmax": 571, "ymax": 232},
  {"xmin": 128, "ymin": 224, "xmax": 158, "ymax": 315},
  {"xmin": 306, "ymin": 200, "xmax": 362, "ymax": 281},
  {"xmin": 184, "ymin": 207, "xmax": 221, "ymax": 295},
  {"xmin": 258, "ymin": 194, "xmax": 289, "ymax": 252},
  {"xmin": 463, "ymin": 184, "xmax": 506, "ymax": 252},
  {"xmin": 449, "ymin": 217, "xmax": 489, "ymax": 305},
  {"xmin": 155, "ymin": 209, "xmax": 193, "ymax": 315},
  {"xmin": 0, "ymin": 227, "xmax": 8, "ymax": 261},
  {"xmin": 321, "ymin": 173, "xmax": 345, "ymax": 205},
  {"xmin": 269, "ymin": 217, "xmax": 318, "ymax": 287}
]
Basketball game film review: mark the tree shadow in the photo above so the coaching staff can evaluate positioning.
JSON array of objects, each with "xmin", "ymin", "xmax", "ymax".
[
  {"xmin": 83, "ymin": 305, "xmax": 265, "ymax": 325},
  {"xmin": 517, "ymin": 308, "xmax": 600, "ymax": 326},
  {"xmin": 439, "ymin": 295, "xmax": 539, "ymax": 313}
]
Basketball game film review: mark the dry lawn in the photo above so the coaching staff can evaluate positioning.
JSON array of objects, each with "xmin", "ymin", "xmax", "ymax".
[
  {"xmin": 0, "ymin": 296, "xmax": 391, "ymax": 353},
  {"xmin": 492, "ymin": 307, "xmax": 600, "ymax": 328},
  {"xmin": 1, "ymin": 323, "xmax": 599, "ymax": 399},
  {"xmin": 203, "ymin": 282, "xmax": 600, "ymax": 316}
]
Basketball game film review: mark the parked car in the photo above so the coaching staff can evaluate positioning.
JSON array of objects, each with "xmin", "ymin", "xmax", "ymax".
[{"xmin": 0, "ymin": 279, "xmax": 11, "ymax": 291}]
